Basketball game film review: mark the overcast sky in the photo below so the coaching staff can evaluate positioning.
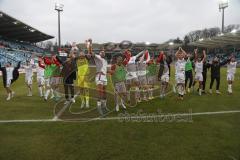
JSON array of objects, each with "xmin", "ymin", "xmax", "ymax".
[{"xmin": 0, "ymin": 0, "xmax": 240, "ymax": 44}]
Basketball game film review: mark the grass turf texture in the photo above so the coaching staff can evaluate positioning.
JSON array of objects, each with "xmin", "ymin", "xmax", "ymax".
[{"xmin": 0, "ymin": 67, "xmax": 240, "ymax": 160}]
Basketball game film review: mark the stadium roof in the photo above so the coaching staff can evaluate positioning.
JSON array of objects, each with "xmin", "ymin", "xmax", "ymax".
[
  {"xmin": 189, "ymin": 30, "xmax": 240, "ymax": 48},
  {"xmin": 0, "ymin": 11, "xmax": 54, "ymax": 43}
]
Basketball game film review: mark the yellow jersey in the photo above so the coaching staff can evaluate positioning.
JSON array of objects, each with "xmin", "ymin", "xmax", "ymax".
[{"xmin": 77, "ymin": 57, "xmax": 89, "ymax": 76}]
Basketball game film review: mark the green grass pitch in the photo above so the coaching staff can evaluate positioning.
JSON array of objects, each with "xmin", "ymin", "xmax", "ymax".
[{"xmin": 0, "ymin": 67, "xmax": 239, "ymax": 160}]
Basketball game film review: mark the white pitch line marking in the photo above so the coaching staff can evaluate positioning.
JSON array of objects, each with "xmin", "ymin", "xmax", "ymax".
[
  {"xmin": 0, "ymin": 119, "xmax": 55, "ymax": 123},
  {"xmin": 0, "ymin": 110, "xmax": 239, "ymax": 123},
  {"xmin": 90, "ymin": 110, "xmax": 240, "ymax": 121},
  {"xmin": 52, "ymin": 91, "xmax": 81, "ymax": 120},
  {"xmin": 52, "ymin": 102, "xmax": 70, "ymax": 121}
]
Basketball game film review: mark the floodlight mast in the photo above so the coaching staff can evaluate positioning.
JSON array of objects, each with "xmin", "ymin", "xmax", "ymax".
[
  {"xmin": 55, "ymin": 3, "xmax": 64, "ymax": 49},
  {"xmin": 219, "ymin": 0, "xmax": 229, "ymax": 33}
]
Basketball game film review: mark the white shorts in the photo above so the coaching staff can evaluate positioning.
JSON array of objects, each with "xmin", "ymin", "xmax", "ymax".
[
  {"xmin": 45, "ymin": 78, "xmax": 51, "ymax": 87},
  {"xmin": 95, "ymin": 73, "xmax": 107, "ymax": 86},
  {"xmin": 126, "ymin": 78, "xmax": 139, "ymax": 86},
  {"xmin": 195, "ymin": 73, "xmax": 203, "ymax": 82},
  {"xmin": 161, "ymin": 74, "xmax": 169, "ymax": 83},
  {"xmin": 37, "ymin": 77, "xmax": 45, "ymax": 86},
  {"xmin": 175, "ymin": 74, "xmax": 185, "ymax": 84},
  {"xmin": 147, "ymin": 76, "xmax": 156, "ymax": 85},
  {"xmin": 6, "ymin": 79, "xmax": 12, "ymax": 87},
  {"xmin": 138, "ymin": 76, "xmax": 147, "ymax": 86},
  {"xmin": 115, "ymin": 81, "xmax": 127, "ymax": 93},
  {"xmin": 50, "ymin": 77, "xmax": 62, "ymax": 85},
  {"xmin": 126, "ymin": 72, "xmax": 138, "ymax": 80},
  {"xmin": 227, "ymin": 73, "xmax": 235, "ymax": 81},
  {"xmin": 25, "ymin": 77, "xmax": 33, "ymax": 85}
]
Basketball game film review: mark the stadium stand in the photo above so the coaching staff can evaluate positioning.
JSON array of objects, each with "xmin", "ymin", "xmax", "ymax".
[
  {"xmin": 0, "ymin": 38, "xmax": 44, "ymax": 53},
  {"xmin": 1, "ymin": 9, "xmax": 238, "ymax": 66},
  {"xmin": 0, "ymin": 11, "xmax": 54, "ymax": 66},
  {"xmin": 0, "ymin": 48, "xmax": 33, "ymax": 65}
]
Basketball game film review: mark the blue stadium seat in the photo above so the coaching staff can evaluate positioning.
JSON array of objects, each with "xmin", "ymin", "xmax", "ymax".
[{"xmin": 0, "ymin": 38, "xmax": 47, "ymax": 66}]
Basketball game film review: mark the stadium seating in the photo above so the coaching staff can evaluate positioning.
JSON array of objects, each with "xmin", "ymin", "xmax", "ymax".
[
  {"xmin": 0, "ymin": 38, "xmax": 44, "ymax": 53},
  {"xmin": 0, "ymin": 38, "xmax": 46, "ymax": 66},
  {"xmin": 0, "ymin": 48, "xmax": 34, "ymax": 66},
  {"xmin": 206, "ymin": 53, "xmax": 240, "ymax": 63}
]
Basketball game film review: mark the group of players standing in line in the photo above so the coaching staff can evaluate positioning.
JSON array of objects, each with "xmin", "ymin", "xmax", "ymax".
[
  {"xmin": 0, "ymin": 40, "xmax": 238, "ymax": 115},
  {"xmin": 175, "ymin": 47, "xmax": 237, "ymax": 100}
]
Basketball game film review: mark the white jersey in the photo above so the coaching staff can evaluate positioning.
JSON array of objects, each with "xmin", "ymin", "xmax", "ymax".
[
  {"xmin": 126, "ymin": 51, "xmax": 145, "ymax": 80},
  {"xmin": 137, "ymin": 61, "xmax": 147, "ymax": 76},
  {"xmin": 175, "ymin": 59, "xmax": 186, "ymax": 76},
  {"xmin": 126, "ymin": 56, "xmax": 138, "ymax": 80},
  {"xmin": 163, "ymin": 61, "xmax": 169, "ymax": 76},
  {"xmin": 195, "ymin": 61, "xmax": 203, "ymax": 74},
  {"xmin": 37, "ymin": 66, "xmax": 45, "ymax": 78},
  {"xmin": 94, "ymin": 54, "xmax": 108, "ymax": 75},
  {"xmin": 128, "ymin": 56, "xmax": 137, "ymax": 64},
  {"xmin": 24, "ymin": 65, "xmax": 33, "ymax": 78},
  {"xmin": 127, "ymin": 56, "xmax": 138, "ymax": 72},
  {"xmin": 227, "ymin": 62, "xmax": 237, "ymax": 74},
  {"xmin": 6, "ymin": 67, "xmax": 14, "ymax": 81}
]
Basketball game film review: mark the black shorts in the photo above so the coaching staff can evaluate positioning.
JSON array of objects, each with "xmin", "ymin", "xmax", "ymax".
[{"xmin": 64, "ymin": 77, "xmax": 74, "ymax": 85}]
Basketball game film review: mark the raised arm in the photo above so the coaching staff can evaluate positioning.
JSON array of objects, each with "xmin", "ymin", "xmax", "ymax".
[
  {"xmin": 56, "ymin": 56, "xmax": 64, "ymax": 65},
  {"xmin": 156, "ymin": 51, "xmax": 164, "ymax": 64},
  {"xmin": 93, "ymin": 52, "xmax": 101, "ymax": 60},
  {"xmin": 144, "ymin": 50, "xmax": 151, "ymax": 63},
  {"xmin": 202, "ymin": 50, "xmax": 206, "ymax": 62},
  {"xmin": 122, "ymin": 50, "xmax": 131, "ymax": 65},
  {"xmin": 123, "ymin": 56, "xmax": 130, "ymax": 66},
  {"xmin": 181, "ymin": 48, "xmax": 187, "ymax": 57},
  {"xmin": 194, "ymin": 49, "xmax": 198, "ymax": 62},
  {"xmin": 38, "ymin": 58, "xmax": 45, "ymax": 69},
  {"xmin": 175, "ymin": 47, "xmax": 186, "ymax": 59},
  {"xmin": 220, "ymin": 59, "xmax": 229, "ymax": 66},
  {"xmin": 135, "ymin": 50, "xmax": 145, "ymax": 58},
  {"xmin": 139, "ymin": 51, "xmax": 146, "ymax": 63},
  {"xmin": 44, "ymin": 57, "xmax": 52, "ymax": 65},
  {"xmin": 175, "ymin": 47, "xmax": 181, "ymax": 58},
  {"xmin": 85, "ymin": 39, "xmax": 93, "ymax": 54},
  {"xmin": 220, "ymin": 56, "xmax": 231, "ymax": 66},
  {"xmin": 53, "ymin": 56, "xmax": 61, "ymax": 67},
  {"xmin": 15, "ymin": 61, "xmax": 21, "ymax": 70}
]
